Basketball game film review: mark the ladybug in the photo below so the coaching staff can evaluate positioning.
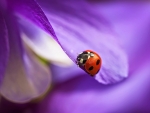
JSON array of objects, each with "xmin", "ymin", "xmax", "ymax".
[{"xmin": 76, "ymin": 50, "xmax": 102, "ymax": 76}]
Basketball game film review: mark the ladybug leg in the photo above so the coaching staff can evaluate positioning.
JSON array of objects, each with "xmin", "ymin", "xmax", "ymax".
[
  {"xmin": 76, "ymin": 61, "xmax": 78, "ymax": 65},
  {"xmin": 76, "ymin": 61, "xmax": 80, "ymax": 67},
  {"xmin": 76, "ymin": 64, "xmax": 78, "ymax": 67}
]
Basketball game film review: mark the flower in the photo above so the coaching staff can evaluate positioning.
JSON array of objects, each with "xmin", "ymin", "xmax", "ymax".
[
  {"xmin": 28, "ymin": 1, "xmax": 150, "ymax": 113},
  {"xmin": 0, "ymin": 0, "xmax": 61, "ymax": 103},
  {"xmin": 0, "ymin": 0, "xmax": 150, "ymax": 113},
  {"xmin": 20, "ymin": 0, "xmax": 128, "ymax": 84},
  {"xmin": 0, "ymin": 0, "xmax": 129, "ymax": 103}
]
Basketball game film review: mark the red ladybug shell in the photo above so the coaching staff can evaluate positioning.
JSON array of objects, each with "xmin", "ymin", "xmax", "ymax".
[{"xmin": 84, "ymin": 50, "xmax": 102, "ymax": 76}]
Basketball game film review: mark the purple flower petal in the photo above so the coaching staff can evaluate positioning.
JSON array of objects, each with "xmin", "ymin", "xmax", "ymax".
[
  {"xmin": 36, "ymin": 1, "xmax": 128, "ymax": 84},
  {"xmin": 19, "ymin": 20, "xmax": 80, "ymax": 83},
  {"xmin": 8, "ymin": 0, "xmax": 57, "ymax": 39},
  {"xmin": 10, "ymin": 0, "xmax": 128, "ymax": 84},
  {"xmin": 33, "ymin": 61, "xmax": 150, "ymax": 113},
  {"xmin": 9, "ymin": 0, "xmax": 74, "ymax": 67},
  {"xmin": 0, "ymin": 12, "xmax": 51, "ymax": 103},
  {"xmin": 18, "ymin": 18, "xmax": 73, "ymax": 67},
  {"xmin": 7, "ymin": 0, "xmax": 80, "ymax": 84},
  {"xmin": 0, "ymin": 12, "xmax": 9, "ymax": 85},
  {"xmin": 95, "ymin": 3, "xmax": 150, "ymax": 73}
]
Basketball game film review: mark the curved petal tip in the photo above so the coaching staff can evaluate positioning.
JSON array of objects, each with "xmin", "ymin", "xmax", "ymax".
[
  {"xmin": 94, "ymin": 45, "xmax": 128, "ymax": 84},
  {"xmin": 37, "ymin": 1, "xmax": 129, "ymax": 84}
]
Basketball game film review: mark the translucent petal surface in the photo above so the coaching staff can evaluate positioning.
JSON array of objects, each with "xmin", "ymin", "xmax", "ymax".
[
  {"xmin": 0, "ymin": 12, "xmax": 51, "ymax": 103},
  {"xmin": 96, "ymin": 3, "xmax": 150, "ymax": 73},
  {"xmin": 0, "ymin": 12, "xmax": 9, "ymax": 85},
  {"xmin": 18, "ymin": 18, "xmax": 73, "ymax": 67},
  {"xmin": 10, "ymin": 0, "xmax": 73, "ymax": 67},
  {"xmin": 37, "ymin": 1, "xmax": 128, "ymax": 84}
]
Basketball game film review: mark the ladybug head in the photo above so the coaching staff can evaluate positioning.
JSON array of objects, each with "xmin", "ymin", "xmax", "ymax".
[{"xmin": 76, "ymin": 52, "xmax": 91, "ymax": 65}]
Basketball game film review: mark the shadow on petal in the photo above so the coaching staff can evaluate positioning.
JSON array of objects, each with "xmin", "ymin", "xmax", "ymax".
[
  {"xmin": 33, "ymin": 61, "xmax": 150, "ymax": 113},
  {"xmin": 0, "ymin": 12, "xmax": 9, "ymax": 85}
]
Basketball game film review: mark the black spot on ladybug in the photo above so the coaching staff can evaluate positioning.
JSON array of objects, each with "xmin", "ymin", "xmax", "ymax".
[
  {"xmin": 96, "ymin": 60, "xmax": 100, "ymax": 65},
  {"xmin": 89, "ymin": 66, "xmax": 93, "ymax": 71}
]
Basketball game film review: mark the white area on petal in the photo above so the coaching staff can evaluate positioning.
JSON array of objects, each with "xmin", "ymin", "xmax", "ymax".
[
  {"xmin": 0, "ymin": 41, "xmax": 52, "ymax": 103},
  {"xmin": 16, "ymin": 14, "xmax": 73, "ymax": 67},
  {"xmin": 21, "ymin": 32, "xmax": 73, "ymax": 67}
]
